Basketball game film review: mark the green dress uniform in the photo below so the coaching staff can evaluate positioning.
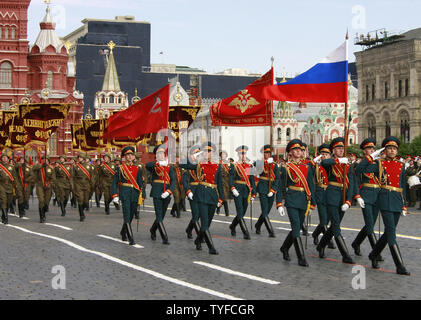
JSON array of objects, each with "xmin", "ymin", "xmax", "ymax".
[
  {"xmin": 72, "ymin": 154, "xmax": 93, "ymax": 221},
  {"xmin": 277, "ymin": 140, "xmax": 315, "ymax": 267},
  {"xmin": 170, "ymin": 163, "xmax": 184, "ymax": 218},
  {"xmin": 146, "ymin": 145, "xmax": 176, "ymax": 245},
  {"xmin": 254, "ymin": 145, "xmax": 281, "ymax": 237},
  {"xmin": 316, "ymin": 138, "xmax": 356, "ymax": 264},
  {"xmin": 54, "ymin": 158, "xmax": 72, "ymax": 216},
  {"xmin": 216, "ymin": 160, "xmax": 231, "ymax": 216},
  {"xmin": 94, "ymin": 161, "xmax": 102, "ymax": 208},
  {"xmin": 99, "ymin": 157, "xmax": 116, "ymax": 215},
  {"xmin": 360, "ymin": 137, "xmax": 410, "ymax": 275},
  {"xmin": 32, "ymin": 160, "xmax": 56, "ymax": 223},
  {"xmin": 24, "ymin": 160, "xmax": 35, "ymax": 210},
  {"xmin": 0, "ymin": 157, "xmax": 17, "ymax": 225},
  {"xmin": 14, "ymin": 162, "xmax": 28, "ymax": 218},
  {"xmin": 111, "ymin": 147, "xmax": 145, "ymax": 246}
]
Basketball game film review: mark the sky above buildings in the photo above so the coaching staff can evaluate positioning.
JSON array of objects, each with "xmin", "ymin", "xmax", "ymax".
[{"xmin": 29, "ymin": 0, "xmax": 421, "ymax": 78}]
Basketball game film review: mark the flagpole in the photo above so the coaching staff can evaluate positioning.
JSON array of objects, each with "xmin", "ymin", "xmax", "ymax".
[{"xmin": 342, "ymin": 31, "xmax": 349, "ymax": 206}]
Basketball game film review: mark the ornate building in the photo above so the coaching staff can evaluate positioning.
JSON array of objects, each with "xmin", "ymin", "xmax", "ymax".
[
  {"xmin": 0, "ymin": 1, "xmax": 84, "ymax": 157},
  {"xmin": 355, "ymin": 28, "xmax": 421, "ymax": 144}
]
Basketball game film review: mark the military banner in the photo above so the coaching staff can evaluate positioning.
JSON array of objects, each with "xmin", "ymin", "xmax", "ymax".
[
  {"xmin": 19, "ymin": 103, "xmax": 72, "ymax": 144},
  {"xmin": 71, "ymin": 123, "xmax": 84, "ymax": 151},
  {"xmin": 210, "ymin": 68, "xmax": 273, "ymax": 127},
  {"xmin": 168, "ymin": 105, "xmax": 201, "ymax": 142},
  {"xmin": 0, "ymin": 111, "xmax": 30, "ymax": 148},
  {"xmin": 82, "ymin": 119, "xmax": 107, "ymax": 150}
]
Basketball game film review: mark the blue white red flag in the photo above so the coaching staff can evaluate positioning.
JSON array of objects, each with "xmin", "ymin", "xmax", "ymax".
[{"xmin": 262, "ymin": 40, "xmax": 348, "ymax": 103}]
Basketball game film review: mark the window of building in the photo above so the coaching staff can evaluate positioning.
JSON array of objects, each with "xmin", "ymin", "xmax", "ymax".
[
  {"xmin": 398, "ymin": 80, "xmax": 402, "ymax": 97},
  {"xmin": 286, "ymin": 128, "xmax": 291, "ymax": 140},
  {"xmin": 11, "ymin": 28, "xmax": 15, "ymax": 39},
  {"xmin": 367, "ymin": 114, "xmax": 376, "ymax": 141},
  {"xmin": 366, "ymin": 85, "xmax": 369, "ymax": 102},
  {"xmin": 372, "ymin": 84, "xmax": 375, "ymax": 100},
  {"xmin": 4, "ymin": 27, "xmax": 8, "ymax": 39},
  {"xmin": 384, "ymin": 82, "xmax": 388, "ymax": 99},
  {"xmin": 384, "ymin": 113, "xmax": 391, "ymax": 138},
  {"xmin": 47, "ymin": 71, "xmax": 53, "ymax": 89},
  {"xmin": 277, "ymin": 128, "xmax": 282, "ymax": 140},
  {"xmin": 400, "ymin": 110, "xmax": 410, "ymax": 143},
  {"xmin": 0, "ymin": 62, "xmax": 12, "ymax": 88},
  {"xmin": 109, "ymin": 95, "xmax": 114, "ymax": 103},
  {"xmin": 405, "ymin": 79, "xmax": 409, "ymax": 96}
]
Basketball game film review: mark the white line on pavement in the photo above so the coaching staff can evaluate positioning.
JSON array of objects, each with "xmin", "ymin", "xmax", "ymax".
[
  {"xmin": 45, "ymin": 223, "xmax": 73, "ymax": 231},
  {"xmin": 97, "ymin": 234, "xmax": 144, "ymax": 248},
  {"xmin": 8, "ymin": 214, "xmax": 29, "ymax": 220},
  {"xmin": 212, "ymin": 219, "xmax": 231, "ymax": 225},
  {"xmin": 193, "ymin": 261, "xmax": 280, "ymax": 285},
  {"xmin": 4, "ymin": 224, "xmax": 242, "ymax": 300}
]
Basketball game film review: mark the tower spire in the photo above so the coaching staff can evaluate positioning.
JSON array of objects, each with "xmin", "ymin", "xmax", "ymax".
[{"xmin": 102, "ymin": 41, "xmax": 121, "ymax": 92}]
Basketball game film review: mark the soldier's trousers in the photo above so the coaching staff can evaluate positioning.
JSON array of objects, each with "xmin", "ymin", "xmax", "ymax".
[
  {"xmin": 315, "ymin": 200, "xmax": 328, "ymax": 227},
  {"xmin": 258, "ymin": 194, "xmax": 274, "ymax": 218},
  {"xmin": 233, "ymin": 195, "xmax": 249, "ymax": 219},
  {"xmin": 327, "ymin": 205, "xmax": 346, "ymax": 237},
  {"xmin": 36, "ymin": 185, "xmax": 52, "ymax": 209},
  {"xmin": 95, "ymin": 185, "xmax": 102, "ymax": 202},
  {"xmin": 379, "ymin": 210, "xmax": 401, "ymax": 246},
  {"xmin": 188, "ymin": 199, "xmax": 200, "ymax": 222},
  {"xmin": 361, "ymin": 203, "xmax": 380, "ymax": 234},
  {"xmin": 198, "ymin": 201, "xmax": 217, "ymax": 231},
  {"xmin": 286, "ymin": 206, "xmax": 306, "ymax": 238},
  {"xmin": 101, "ymin": 183, "xmax": 112, "ymax": 205},
  {"xmin": 56, "ymin": 187, "xmax": 71, "ymax": 205},
  {"xmin": 0, "ymin": 190, "xmax": 13, "ymax": 209},
  {"xmin": 121, "ymin": 199, "xmax": 137, "ymax": 223},
  {"xmin": 25, "ymin": 183, "xmax": 34, "ymax": 202},
  {"xmin": 15, "ymin": 184, "xmax": 25, "ymax": 206},
  {"xmin": 152, "ymin": 197, "xmax": 171, "ymax": 222},
  {"xmin": 75, "ymin": 187, "xmax": 90, "ymax": 207}
]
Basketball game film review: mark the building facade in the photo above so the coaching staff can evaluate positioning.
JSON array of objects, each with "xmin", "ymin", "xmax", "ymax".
[{"xmin": 355, "ymin": 28, "xmax": 421, "ymax": 144}]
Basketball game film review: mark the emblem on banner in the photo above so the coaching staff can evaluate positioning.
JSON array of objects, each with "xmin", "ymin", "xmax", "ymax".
[{"xmin": 228, "ymin": 89, "xmax": 260, "ymax": 113}]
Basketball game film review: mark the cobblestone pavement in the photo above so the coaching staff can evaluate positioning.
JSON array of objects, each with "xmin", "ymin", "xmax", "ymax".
[{"xmin": 0, "ymin": 188, "xmax": 420, "ymax": 300}]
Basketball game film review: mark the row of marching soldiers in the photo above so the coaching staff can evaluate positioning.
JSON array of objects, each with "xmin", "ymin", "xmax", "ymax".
[{"xmin": 112, "ymin": 135, "xmax": 410, "ymax": 276}]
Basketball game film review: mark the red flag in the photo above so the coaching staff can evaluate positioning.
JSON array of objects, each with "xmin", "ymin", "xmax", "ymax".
[
  {"xmin": 104, "ymin": 84, "xmax": 170, "ymax": 139},
  {"xmin": 210, "ymin": 68, "xmax": 273, "ymax": 127}
]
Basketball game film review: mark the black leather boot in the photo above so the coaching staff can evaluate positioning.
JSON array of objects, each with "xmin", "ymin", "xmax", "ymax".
[
  {"xmin": 134, "ymin": 206, "xmax": 139, "ymax": 219},
  {"xmin": 194, "ymin": 231, "xmax": 203, "ymax": 250},
  {"xmin": 120, "ymin": 223, "xmax": 127, "ymax": 241},
  {"xmin": 312, "ymin": 224, "xmax": 323, "ymax": 245},
  {"xmin": 59, "ymin": 201, "xmax": 66, "ymax": 217},
  {"xmin": 1, "ymin": 208, "xmax": 8, "ymax": 225},
  {"xmin": 125, "ymin": 223, "xmax": 135, "ymax": 245},
  {"xmin": 294, "ymin": 237, "xmax": 309, "ymax": 267},
  {"xmin": 105, "ymin": 202, "xmax": 110, "ymax": 215},
  {"xmin": 203, "ymin": 230, "xmax": 218, "ymax": 255},
  {"xmin": 150, "ymin": 220, "xmax": 158, "ymax": 240},
  {"xmin": 114, "ymin": 202, "xmax": 120, "ymax": 210},
  {"xmin": 223, "ymin": 201, "xmax": 229, "ymax": 216},
  {"xmin": 301, "ymin": 223, "xmax": 309, "ymax": 236},
  {"xmin": 78, "ymin": 204, "xmax": 85, "ymax": 222},
  {"xmin": 368, "ymin": 234, "xmax": 388, "ymax": 269},
  {"xmin": 316, "ymin": 227, "xmax": 334, "ymax": 258},
  {"xmin": 170, "ymin": 204, "xmax": 176, "ymax": 217},
  {"xmin": 255, "ymin": 215, "xmax": 264, "ymax": 235},
  {"xmin": 176, "ymin": 203, "xmax": 181, "ymax": 218},
  {"xmin": 367, "ymin": 233, "xmax": 383, "ymax": 261},
  {"xmin": 389, "ymin": 244, "xmax": 410, "ymax": 275},
  {"xmin": 335, "ymin": 235, "xmax": 355, "ymax": 264},
  {"xmin": 18, "ymin": 203, "xmax": 25, "ymax": 218},
  {"xmin": 239, "ymin": 218, "xmax": 251, "ymax": 240},
  {"xmin": 351, "ymin": 227, "xmax": 367, "ymax": 256},
  {"xmin": 9, "ymin": 200, "xmax": 16, "ymax": 214},
  {"xmin": 186, "ymin": 219, "xmax": 194, "ymax": 239},
  {"xmin": 39, "ymin": 207, "xmax": 44, "ymax": 223},
  {"xmin": 229, "ymin": 217, "xmax": 239, "ymax": 236},
  {"xmin": 263, "ymin": 217, "xmax": 276, "ymax": 238},
  {"xmin": 157, "ymin": 222, "xmax": 170, "ymax": 244},
  {"xmin": 95, "ymin": 195, "xmax": 100, "ymax": 208},
  {"xmin": 280, "ymin": 232, "xmax": 293, "ymax": 261},
  {"xmin": 24, "ymin": 201, "xmax": 29, "ymax": 210}
]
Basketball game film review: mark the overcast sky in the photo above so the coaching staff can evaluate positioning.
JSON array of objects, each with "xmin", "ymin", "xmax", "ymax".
[{"xmin": 28, "ymin": 0, "xmax": 421, "ymax": 77}]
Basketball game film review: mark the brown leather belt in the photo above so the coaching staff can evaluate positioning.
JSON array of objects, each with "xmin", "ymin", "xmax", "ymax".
[
  {"xmin": 153, "ymin": 180, "xmax": 168, "ymax": 184},
  {"xmin": 381, "ymin": 185, "xmax": 403, "ymax": 192},
  {"xmin": 317, "ymin": 184, "xmax": 328, "ymax": 189},
  {"xmin": 120, "ymin": 183, "xmax": 134, "ymax": 188},
  {"xmin": 200, "ymin": 182, "xmax": 217, "ymax": 189},
  {"xmin": 234, "ymin": 180, "xmax": 247, "ymax": 185},
  {"xmin": 361, "ymin": 183, "xmax": 380, "ymax": 189},
  {"xmin": 329, "ymin": 182, "xmax": 344, "ymax": 188},
  {"xmin": 288, "ymin": 186, "xmax": 305, "ymax": 192}
]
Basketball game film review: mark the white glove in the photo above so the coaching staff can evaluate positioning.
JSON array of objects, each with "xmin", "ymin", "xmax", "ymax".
[
  {"xmin": 193, "ymin": 151, "xmax": 203, "ymax": 159},
  {"xmin": 232, "ymin": 188, "xmax": 240, "ymax": 197},
  {"xmin": 356, "ymin": 198, "xmax": 365, "ymax": 209},
  {"xmin": 278, "ymin": 206, "xmax": 285, "ymax": 216},
  {"xmin": 250, "ymin": 196, "xmax": 255, "ymax": 202},
  {"xmin": 217, "ymin": 202, "xmax": 222, "ymax": 208},
  {"xmin": 267, "ymin": 191, "xmax": 274, "ymax": 197},
  {"xmin": 313, "ymin": 155, "xmax": 323, "ymax": 164},
  {"xmin": 112, "ymin": 197, "xmax": 119, "ymax": 204},
  {"xmin": 371, "ymin": 147, "xmax": 385, "ymax": 160},
  {"xmin": 267, "ymin": 157, "xmax": 274, "ymax": 164},
  {"xmin": 159, "ymin": 160, "xmax": 168, "ymax": 166},
  {"xmin": 161, "ymin": 191, "xmax": 170, "ymax": 199},
  {"xmin": 188, "ymin": 192, "xmax": 193, "ymax": 200},
  {"xmin": 341, "ymin": 203, "xmax": 350, "ymax": 212},
  {"xmin": 338, "ymin": 157, "xmax": 349, "ymax": 164},
  {"xmin": 401, "ymin": 210, "xmax": 407, "ymax": 217}
]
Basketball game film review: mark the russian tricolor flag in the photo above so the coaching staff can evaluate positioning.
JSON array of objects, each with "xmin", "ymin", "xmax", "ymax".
[{"xmin": 262, "ymin": 41, "xmax": 348, "ymax": 103}]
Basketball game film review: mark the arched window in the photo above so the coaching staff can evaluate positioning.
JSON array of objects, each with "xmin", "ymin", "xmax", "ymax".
[
  {"xmin": 11, "ymin": 28, "xmax": 15, "ymax": 39},
  {"xmin": 277, "ymin": 128, "xmax": 282, "ymax": 140},
  {"xmin": 47, "ymin": 71, "xmax": 53, "ymax": 89},
  {"xmin": 367, "ymin": 113, "xmax": 376, "ymax": 141},
  {"xmin": 384, "ymin": 113, "xmax": 391, "ymax": 138},
  {"xmin": 0, "ymin": 62, "xmax": 12, "ymax": 88},
  {"xmin": 109, "ymin": 95, "xmax": 114, "ymax": 104},
  {"xmin": 399, "ymin": 110, "xmax": 410, "ymax": 143},
  {"xmin": 4, "ymin": 27, "xmax": 8, "ymax": 39},
  {"xmin": 286, "ymin": 128, "xmax": 291, "ymax": 140}
]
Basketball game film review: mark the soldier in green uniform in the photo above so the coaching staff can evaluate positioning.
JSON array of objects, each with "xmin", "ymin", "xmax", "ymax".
[
  {"xmin": 94, "ymin": 158, "xmax": 102, "ymax": 208},
  {"xmin": 146, "ymin": 144, "xmax": 176, "ymax": 245},
  {"xmin": 54, "ymin": 155, "xmax": 72, "ymax": 216},
  {"xmin": 113, "ymin": 156, "xmax": 122, "ymax": 211},
  {"xmin": 254, "ymin": 144, "xmax": 280, "ymax": 237},
  {"xmin": 72, "ymin": 153, "xmax": 93, "ymax": 221},
  {"xmin": 229, "ymin": 145, "xmax": 256, "ymax": 240},
  {"xmin": 32, "ymin": 155, "xmax": 55, "ymax": 223},
  {"xmin": 216, "ymin": 150, "xmax": 230, "ymax": 216},
  {"xmin": 360, "ymin": 137, "xmax": 410, "ymax": 275},
  {"xmin": 112, "ymin": 146, "xmax": 145, "ymax": 245},
  {"xmin": 99, "ymin": 153, "xmax": 115, "ymax": 215},
  {"xmin": 170, "ymin": 156, "xmax": 184, "ymax": 218},
  {"xmin": 69, "ymin": 156, "xmax": 78, "ymax": 208},
  {"xmin": 277, "ymin": 140, "xmax": 315, "ymax": 267},
  {"xmin": 133, "ymin": 152, "xmax": 147, "ymax": 219},
  {"xmin": 14, "ymin": 156, "xmax": 28, "ymax": 218},
  {"xmin": 0, "ymin": 151, "xmax": 18, "ymax": 224}
]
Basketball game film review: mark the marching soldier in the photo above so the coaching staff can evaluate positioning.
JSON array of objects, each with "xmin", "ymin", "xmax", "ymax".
[
  {"xmin": 24, "ymin": 156, "xmax": 35, "ymax": 210},
  {"xmin": 133, "ymin": 152, "xmax": 147, "ymax": 219},
  {"xmin": 0, "ymin": 151, "xmax": 18, "ymax": 224},
  {"xmin": 99, "ymin": 153, "xmax": 116, "ymax": 215},
  {"xmin": 254, "ymin": 144, "xmax": 280, "ymax": 237},
  {"xmin": 32, "ymin": 155, "xmax": 55, "ymax": 223},
  {"xmin": 183, "ymin": 141, "xmax": 224, "ymax": 254},
  {"xmin": 351, "ymin": 138, "xmax": 384, "ymax": 258},
  {"xmin": 277, "ymin": 139, "xmax": 315, "ymax": 267},
  {"xmin": 72, "ymin": 153, "xmax": 93, "ymax": 221},
  {"xmin": 54, "ymin": 155, "xmax": 72, "ymax": 216},
  {"xmin": 216, "ymin": 150, "xmax": 230, "ymax": 216},
  {"xmin": 315, "ymin": 137, "xmax": 355, "ymax": 264},
  {"xmin": 112, "ymin": 156, "xmax": 122, "ymax": 211},
  {"xmin": 14, "ymin": 156, "xmax": 28, "ymax": 218},
  {"xmin": 362, "ymin": 137, "xmax": 410, "ymax": 275},
  {"xmin": 111, "ymin": 146, "xmax": 145, "ymax": 245},
  {"xmin": 229, "ymin": 145, "xmax": 256, "ymax": 240},
  {"xmin": 94, "ymin": 158, "xmax": 102, "ymax": 208},
  {"xmin": 146, "ymin": 144, "xmax": 176, "ymax": 245},
  {"xmin": 182, "ymin": 145, "xmax": 201, "ymax": 240},
  {"xmin": 170, "ymin": 156, "xmax": 184, "ymax": 218}
]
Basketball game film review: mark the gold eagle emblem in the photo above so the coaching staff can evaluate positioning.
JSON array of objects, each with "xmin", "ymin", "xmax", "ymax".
[{"xmin": 228, "ymin": 90, "xmax": 260, "ymax": 113}]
